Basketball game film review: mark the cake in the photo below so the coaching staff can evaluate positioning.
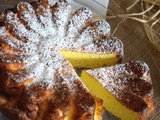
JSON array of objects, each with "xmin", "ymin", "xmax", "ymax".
[
  {"xmin": 81, "ymin": 61, "xmax": 155, "ymax": 120},
  {"xmin": 0, "ymin": 0, "xmax": 124, "ymax": 120}
]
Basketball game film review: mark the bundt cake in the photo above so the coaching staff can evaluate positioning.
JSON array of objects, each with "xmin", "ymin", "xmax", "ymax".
[
  {"xmin": 0, "ymin": 0, "xmax": 124, "ymax": 120},
  {"xmin": 81, "ymin": 61, "xmax": 155, "ymax": 120}
]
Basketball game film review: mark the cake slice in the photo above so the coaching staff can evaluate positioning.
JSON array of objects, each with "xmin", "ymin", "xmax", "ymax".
[
  {"xmin": 81, "ymin": 61, "xmax": 155, "ymax": 120},
  {"xmin": 61, "ymin": 36, "xmax": 123, "ymax": 68}
]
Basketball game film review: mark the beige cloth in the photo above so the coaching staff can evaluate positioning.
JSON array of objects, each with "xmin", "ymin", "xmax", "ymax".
[{"xmin": 0, "ymin": 0, "xmax": 160, "ymax": 120}]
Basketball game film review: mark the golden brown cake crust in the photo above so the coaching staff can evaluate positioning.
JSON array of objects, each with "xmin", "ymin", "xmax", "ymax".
[
  {"xmin": 0, "ymin": 0, "xmax": 99, "ymax": 119},
  {"xmin": 86, "ymin": 61, "xmax": 155, "ymax": 119},
  {"xmin": 0, "ymin": 0, "xmax": 124, "ymax": 119}
]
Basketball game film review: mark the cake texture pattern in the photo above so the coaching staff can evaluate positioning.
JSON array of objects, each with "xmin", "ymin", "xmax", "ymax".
[
  {"xmin": 0, "ymin": 0, "xmax": 124, "ymax": 120},
  {"xmin": 85, "ymin": 61, "xmax": 155, "ymax": 119}
]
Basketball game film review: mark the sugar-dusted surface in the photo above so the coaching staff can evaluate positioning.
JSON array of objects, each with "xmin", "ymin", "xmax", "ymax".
[
  {"xmin": 0, "ymin": 0, "xmax": 123, "ymax": 119},
  {"xmin": 86, "ymin": 61, "xmax": 154, "ymax": 117},
  {"xmin": 0, "ymin": 0, "xmax": 123, "ymax": 85}
]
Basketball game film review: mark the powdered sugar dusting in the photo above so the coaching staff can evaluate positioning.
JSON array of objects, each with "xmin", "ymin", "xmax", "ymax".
[
  {"xmin": 86, "ymin": 61, "xmax": 152, "ymax": 95},
  {"xmin": 35, "ymin": 1, "xmax": 56, "ymax": 36},
  {"xmin": 86, "ymin": 61, "xmax": 154, "ymax": 114},
  {"xmin": 0, "ymin": 0, "xmax": 123, "ymax": 89},
  {"xmin": 67, "ymin": 7, "xmax": 92, "ymax": 37},
  {"xmin": 17, "ymin": 2, "xmax": 45, "ymax": 36},
  {"xmin": 52, "ymin": 0, "xmax": 71, "ymax": 36}
]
